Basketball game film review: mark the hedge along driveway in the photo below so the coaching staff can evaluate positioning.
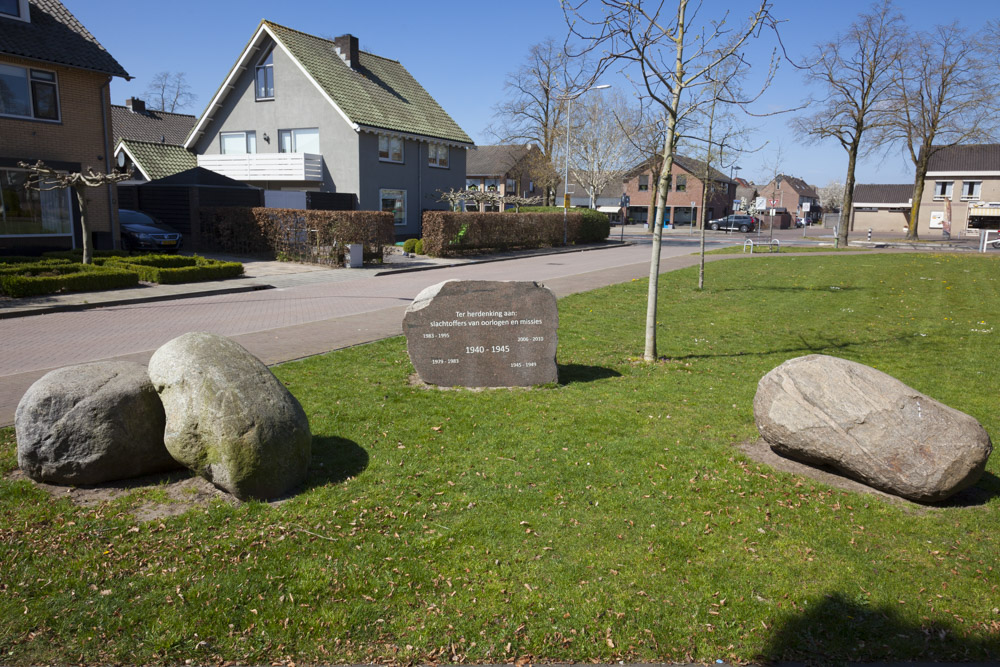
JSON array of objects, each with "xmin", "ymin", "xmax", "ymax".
[{"xmin": 421, "ymin": 210, "xmax": 610, "ymax": 257}]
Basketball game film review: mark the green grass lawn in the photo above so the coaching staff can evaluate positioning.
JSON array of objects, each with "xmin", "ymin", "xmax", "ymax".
[
  {"xmin": 2, "ymin": 253, "xmax": 999, "ymax": 665},
  {"xmin": 699, "ymin": 244, "xmax": 870, "ymax": 255}
]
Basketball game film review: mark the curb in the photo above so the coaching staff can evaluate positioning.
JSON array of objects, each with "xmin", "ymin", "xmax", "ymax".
[
  {"xmin": 373, "ymin": 241, "xmax": 631, "ymax": 276},
  {"xmin": 0, "ymin": 283, "xmax": 272, "ymax": 320}
]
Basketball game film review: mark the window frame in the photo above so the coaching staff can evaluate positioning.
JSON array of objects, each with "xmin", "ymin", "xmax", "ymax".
[
  {"xmin": 380, "ymin": 188, "xmax": 407, "ymax": 226},
  {"xmin": 0, "ymin": 63, "xmax": 60, "ymax": 122},
  {"xmin": 378, "ymin": 135, "xmax": 404, "ymax": 163},
  {"xmin": 427, "ymin": 142, "xmax": 449, "ymax": 168},
  {"xmin": 961, "ymin": 180, "xmax": 982, "ymax": 201},
  {"xmin": 255, "ymin": 48, "xmax": 275, "ymax": 101},
  {"xmin": 277, "ymin": 127, "xmax": 320, "ymax": 154},
  {"xmin": 219, "ymin": 131, "xmax": 257, "ymax": 155},
  {"xmin": 675, "ymin": 175, "xmax": 687, "ymax": 192},
  {"xmin": 638, "ymin": 174, "xmax": 649, "ymax": 191},
  {"xmin": 933, "ymin": 181, "xmax": 954, "ymax": 200},
  {"xmin": 0, "ymin": 0, "xmax": 28, "ymax": 22},
  {"xmin": 0, "ymin": 167, "xmax": 73, "ymax": 238}
]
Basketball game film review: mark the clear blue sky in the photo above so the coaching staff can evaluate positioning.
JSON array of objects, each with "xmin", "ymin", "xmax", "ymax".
[{"xmin": 69, "ymin": 0, "xmax": 995, "ymax": 190}]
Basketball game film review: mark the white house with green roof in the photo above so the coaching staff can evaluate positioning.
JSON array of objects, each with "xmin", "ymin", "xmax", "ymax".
[{"xmin": 183, "ymin": 21, "xmax": 473, "ymax": 237}]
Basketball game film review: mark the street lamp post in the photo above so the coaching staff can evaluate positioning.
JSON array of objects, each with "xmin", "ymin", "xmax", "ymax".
[
  {"xmin": 729, "ymin": 164, "xmax": 741, "ymax": 215},
  {"xmin": 558, "ymin": 83, "xmax": 611, "ymax": 245}
]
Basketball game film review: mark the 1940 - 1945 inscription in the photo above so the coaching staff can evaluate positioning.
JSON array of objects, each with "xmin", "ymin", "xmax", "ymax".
[{"xmin": 403, "ymin": 280, "xmax": 558, "ymax": 387}]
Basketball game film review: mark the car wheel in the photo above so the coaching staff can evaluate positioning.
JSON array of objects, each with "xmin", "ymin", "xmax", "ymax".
[
  {"xmin": 991, "ymin": 239, "xmax": 1000, "ymax": 249},
  {"xmin": 739, "ymin": 224, "xmax": 750, "ymax": 233},
  {"xmin": 710, "ymin": 222, "xmax": 720, "ymax": 231}
]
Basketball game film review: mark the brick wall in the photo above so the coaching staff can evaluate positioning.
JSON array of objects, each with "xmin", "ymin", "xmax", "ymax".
[
  {"xmin": 622, "ymin": 162, "xmax": 733, "ymax": 226},
  {"xmin": 0, "ymin": 55, "xmax": 118, "ymax": 236}
]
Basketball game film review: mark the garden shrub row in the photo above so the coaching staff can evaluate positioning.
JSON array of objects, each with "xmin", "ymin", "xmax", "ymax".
[
  {"xmin": 422, "ymin": 210, "xmax": 594, "ymax": 257},
  {"xmin": 520, "ymin": 206, "xmax": 611, "ymax": 242},
  {"xmin": 0, "ymin": 264, "xmax": 138, "ymax": 298},
  {"xmin": 200, "ymin": 207, "xmax": 395, "ymax": 266},
  {"xmin": 0, "ymin": 258, "xmax": 75, "ymax": 276},
  {"xmin": 107, "ymin": 256, "xmax": 244, "ymax": 284}
]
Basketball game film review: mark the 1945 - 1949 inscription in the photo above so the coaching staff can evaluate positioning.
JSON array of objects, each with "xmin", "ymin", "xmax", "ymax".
[{"xmin": 403, "ymin": 280, "xmax": 558, "ymax": 387}]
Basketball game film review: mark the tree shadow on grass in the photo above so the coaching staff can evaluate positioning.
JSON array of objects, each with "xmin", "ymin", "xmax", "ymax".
[
  {"xmin": 304, "ymin": 436, "xmax": 369, "ymax": 490},
  {"xmin": 557, "ymin": 363, "xmax": 622, "ymax": 385},
  {"xmin": 716, "ymin": 285, "xmax": 865, "ymax": 293},
  {"xmin": 758, "ymin": 592, "xmax": 999, "ymax": 664},
  {"xmin": 665, "ymin": 333, "xmax": 913, "ymax": 363}
]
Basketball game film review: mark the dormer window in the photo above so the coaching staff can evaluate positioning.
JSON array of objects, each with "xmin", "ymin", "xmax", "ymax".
[
  {"xmin": 0, "ymin": 0, "xmax": 29, "ymax": 22},
  {"xmin": 255, "ymin": 48, "xmax": 274, "ymax": 100}
]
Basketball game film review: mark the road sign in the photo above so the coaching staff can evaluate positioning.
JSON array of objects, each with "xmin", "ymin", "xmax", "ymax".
[
  {"xmin": 563, "ymin": 193, "xmax": 571, "ymax": 208},
  {"xmin": 620, "ymin": 194, "xmax": 630, "ymax": 208},
  {"xmin": 755, "ymin": 197, "xmax": 766, "ymax": 210},
  {"xmin": 802, "ymin": 202, "xmax": 811, "ymax": 212}
]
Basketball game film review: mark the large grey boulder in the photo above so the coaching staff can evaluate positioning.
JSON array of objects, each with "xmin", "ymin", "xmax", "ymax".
[
  {"xmin": 754, "ymin": 354, "xmax": 992, "ymax": 502},
  {"xmin": 15, "ymin": 361, "xmax": 177, "ymax": 485},
  {"xmin": 147, "ymin": 332, "xmax": 311, "ymax": 501}
]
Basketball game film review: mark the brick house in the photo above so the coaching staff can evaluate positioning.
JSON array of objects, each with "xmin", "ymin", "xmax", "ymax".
[
  {"xmin": 465, "ymin": 144, "xmax": 541, "ymax": 212},
  {"xmin": 755, "ymin": 175, "xmax": 820, "ymax": 228},
  {"xmin": 620, "ymin": 155, "xmax": 736, "ymax": 227},
  {"xmin": 1, "ymin": 0, "xmax": 130, "ymax": 253},
  {"xmin": 850, "ymin": 184, "xmax": 912, "ymax": 235}
]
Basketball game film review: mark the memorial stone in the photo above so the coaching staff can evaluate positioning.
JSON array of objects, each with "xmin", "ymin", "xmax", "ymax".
[{"xmin": 403, "ymin": 280, "xmax": 558, "ymax": 387}]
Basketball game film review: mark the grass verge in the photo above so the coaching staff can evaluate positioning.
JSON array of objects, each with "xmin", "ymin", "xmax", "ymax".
[{"xmin": 1, "ymin": 253, "xmax": 999, "ymax": 664}]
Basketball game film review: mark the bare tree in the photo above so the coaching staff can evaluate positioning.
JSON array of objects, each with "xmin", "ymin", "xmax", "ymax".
[
  {"xmin": 487, "ymin": 39, "xmax": 588, "ymax": 205},
  {"xmin": 793, "ymin": 0, "xmax": 904, "ymax": 248},
  {"xmin": 566, "ymin": 0, "xmax": 777, "ymax": 361},
  {"xmin": 143, "ymin": 71, "xmax": 198, "ymax": 113},
  {"xmin": 570, "ymin": 90, "xmax": 637, "ymax": 207},
  {"xmin": 886, "ymin": 23, "xmax": 999, "ymax": 239},
  {"xmin": 19, "ymin": 161, "xmax": 132, "ymax": 264}
]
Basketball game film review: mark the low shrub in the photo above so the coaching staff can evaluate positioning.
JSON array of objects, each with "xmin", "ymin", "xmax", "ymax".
[
  {"xmin": 42, "ymin": 249, "xmax": 131, "ymax": 260},
  {"xmin": 403, "ymin": 238, "xmax": 418, "ymax": 254},
  {"xmin": 421, "ymin": 211, "xmax": 585, "ymax": 257},
  {"xmin": 109, "ymin": 256, "xmax": 243, "ymax": 284},
  {"xmin": 520, "ymin": 206, "xmax": 611, "ymax": 242},
  {"xmin": 414, "ymin": 239, "xmax": 424, "ymax": 255},
  {"xmin": 0, "ymin": 255, "xmax": 58, "ymax": 265},
  {"xmin": 0, "ymin": 264, "xmax": 138, "ymax": 298},
  {"xmin": 0, "ymin": 258, "xmax": 75, "ymax": 275}
]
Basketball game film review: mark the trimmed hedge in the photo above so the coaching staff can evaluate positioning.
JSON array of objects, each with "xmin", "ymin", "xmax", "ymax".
[
  {"xmin": 42, "ymin": 249, "xmax": 131, "ymax": 260},
  {"xmin": 520, "ymin": 206, "xmax": 611, "ymax": 242},
  {"xmin": 200, "ymin": 207, "xmax": 395, "ymax": 266},
  {"xmin": 106, "ymin": 256, "xmax": 243, "ymax": 284},
  {"xmin": 0, "ymin": 258, "xmax": 75, "ymax": 276},
  {"xmin": 421, "ymin": 211, "xmax": 589, "ymax": 257},
  {"xmin": 0, "ymin": 264, "xmax": 139, "ymax": 298}
]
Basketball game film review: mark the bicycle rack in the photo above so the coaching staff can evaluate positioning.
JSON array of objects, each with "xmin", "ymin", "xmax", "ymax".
[{"xmin": 744, "ymin": 239, "xmax": 780, "ymax": 254}]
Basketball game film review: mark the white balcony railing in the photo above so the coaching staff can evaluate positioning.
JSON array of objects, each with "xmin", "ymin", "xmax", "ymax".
[{"xmin": 196, "ymin": 153, "xmax": 324, "ymax": 182}]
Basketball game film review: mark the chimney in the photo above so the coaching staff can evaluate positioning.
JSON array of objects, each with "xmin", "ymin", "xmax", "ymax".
[
  {"xmin": 126, "ymin": 97, "xmax": 146, "ymax": 114},
  {"xmin": 333, "ymin": 34, "xmax": 359, "ymax": 70}
]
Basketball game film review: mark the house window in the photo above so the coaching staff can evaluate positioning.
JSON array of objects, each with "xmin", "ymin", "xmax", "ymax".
[
  {"xmin": 378, "ymin": 135, "xmax": 404, "ymax": 163},
  {"xmin": 485, "ymin": 178, "xmax": 499, "ymax": 192},
  {"xmin": 638, "ymin": 174, "xmax": 649, "ymax": 191},
  {"xmin": 528, "ymin": 180, "xmax": 535, "ymax": 193},
  {"xmin": 505, "ymin": 178, "xmax": 516, "ymax": 193},
  {"xmin": 0, "ymin": 64, "xmax": 59, "ymax": 121},
  {"xmin": 428, "ymin": 143, "xmax": 449, "ymax": 168},
  {"xmin": 934, "ymin": 181, "xmax": 953, "ymax": 199},
  {"xmin": 676, "ymin": 175, "xmax": 687, "ymax": 192},
  {"xmin": 255, "ymin": 49, "xmax": 274, "ymax": 100},
  {"xmin": 380, "ymin": 188, "xmax": 406, "ymax": 226},
  {"xmin": 220, "ymin": 131, "xmax": 256, "ymax": 154},
  {"xmin": 278, "ymin": 128, "xmax": 320, "ymax": 153},
  {"xmin": 0, "ymin": 0, "xmax": 27, "ymax": 20},
  {"xmin": 961, "ymin": 181, "xmax": 982, "ymax": 200},
  {"xmin": 0, "ymin": 168, "xmax": 72, "ymax": 236}
]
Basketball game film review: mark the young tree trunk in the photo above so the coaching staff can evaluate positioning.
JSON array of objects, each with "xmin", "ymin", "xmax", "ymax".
[{"xmin": 75, "ymin": 187, "xmax": 93, "ymax": 265}]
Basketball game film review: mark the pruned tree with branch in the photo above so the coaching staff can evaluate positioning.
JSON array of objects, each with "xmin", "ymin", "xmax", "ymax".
[
  {"xmin": 792, "ymin": 0, "xmax": 904, "ymax": 248},
  {"xmin": 886, "ymin": 22, "xmax": 999, "ymax": 239},
  {"xmin": 570, "ymin": 90, "xmax": 638, "ymax": 207},
  {"xmin": 18, "ymin": 160, "xmax": 133, "ymax": 264},
  {"xmin": 565, "ymin": 0, "xmax": 778, "ymax": 361}
]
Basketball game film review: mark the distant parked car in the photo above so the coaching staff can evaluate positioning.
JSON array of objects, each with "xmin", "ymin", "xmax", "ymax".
[
  {"xmin": 708, "ymin": 214, "xmax": 757, "ymax": 233},
  {"xmin": 118, "ymin": 209, "xmax": 182, "ymax": 252}
]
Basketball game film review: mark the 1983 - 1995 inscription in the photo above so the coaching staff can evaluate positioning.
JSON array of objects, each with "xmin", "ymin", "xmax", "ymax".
[{"xmin": 403, "ymin": 280, "xmax": 558, "ymax": 387}]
